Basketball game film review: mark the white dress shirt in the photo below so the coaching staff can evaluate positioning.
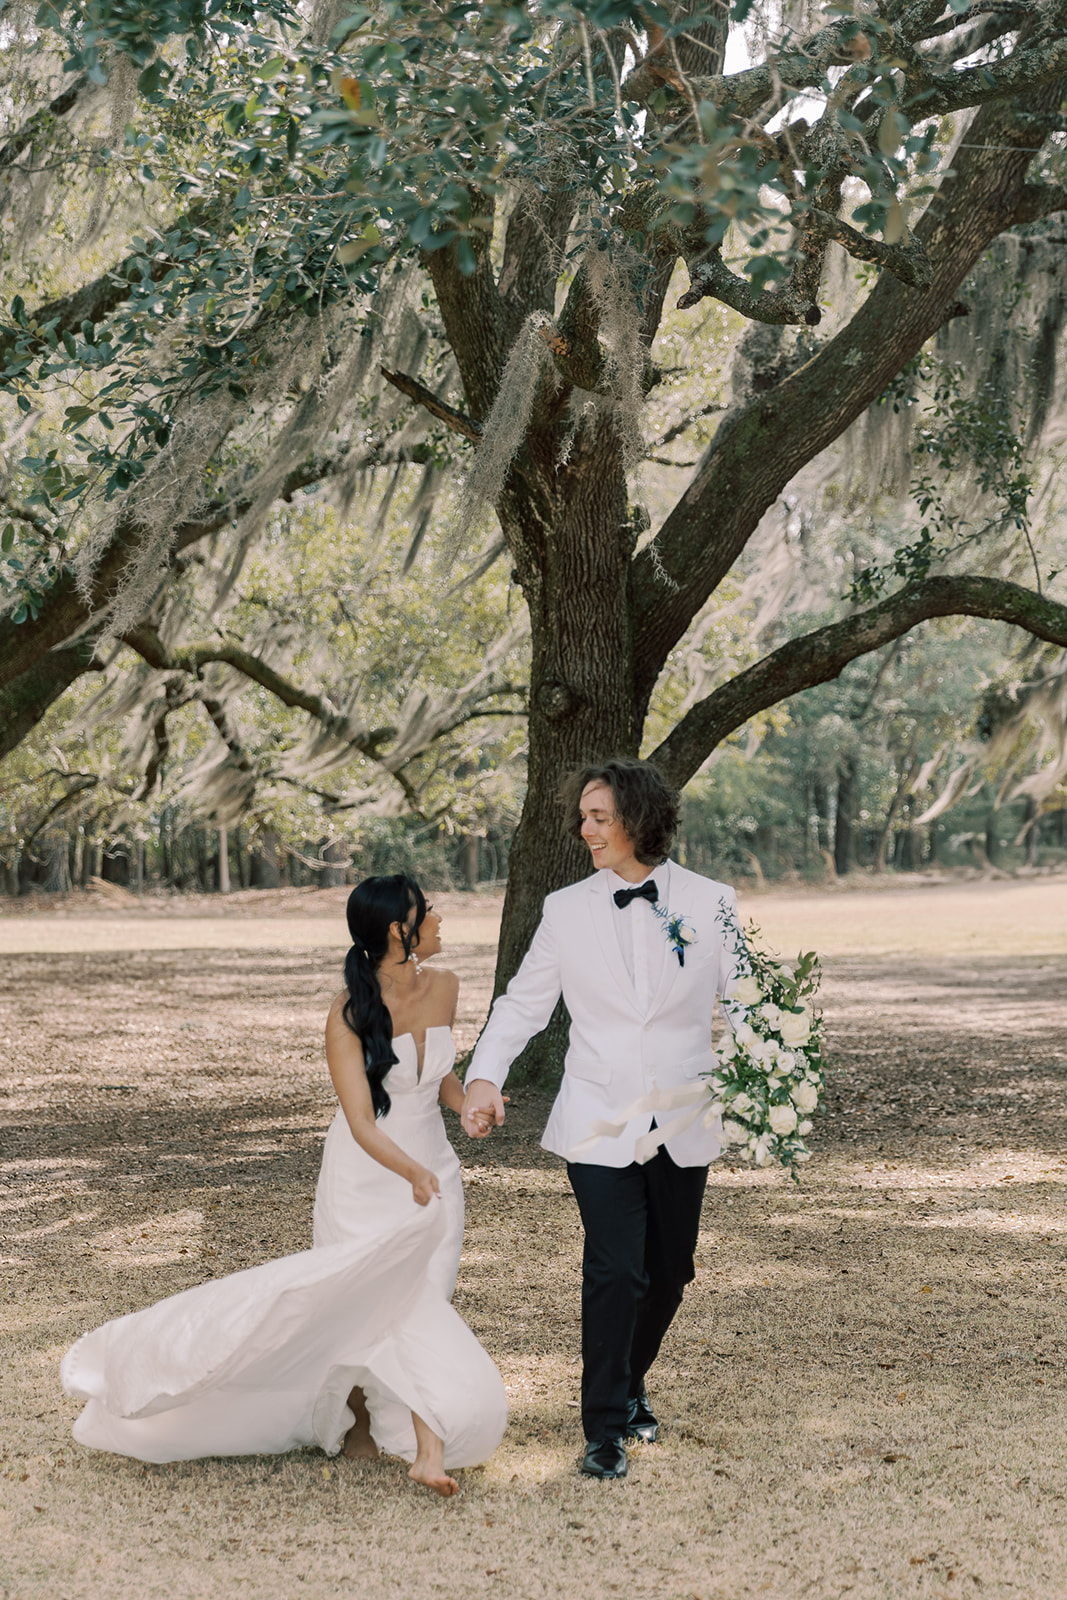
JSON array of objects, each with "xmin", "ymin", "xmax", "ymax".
[{"xmin": 606, "ymin": 861, "xmax": 670, "ymax": 1016}]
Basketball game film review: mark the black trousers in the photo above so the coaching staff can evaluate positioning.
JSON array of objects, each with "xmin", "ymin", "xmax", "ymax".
[{"xmin": 566, "ymin": 1148, "xmax": 708, "ymax": 1444}]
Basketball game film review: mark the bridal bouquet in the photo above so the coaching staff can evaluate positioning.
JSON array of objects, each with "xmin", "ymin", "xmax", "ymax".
[{"xmin": 710, "ymin": 917, "xmax": 826, "ymax": 1180}]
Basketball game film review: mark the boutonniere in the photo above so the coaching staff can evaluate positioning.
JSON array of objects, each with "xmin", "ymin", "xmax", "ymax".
[{"xmin": 653, "ymin": 906, "xmax": 698, "ymax": 967}]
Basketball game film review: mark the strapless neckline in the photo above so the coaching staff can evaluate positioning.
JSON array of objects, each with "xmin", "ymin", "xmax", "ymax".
[{"xmin": 392, "ymin": 1024, "xmax": 453, "ymax": 1084}]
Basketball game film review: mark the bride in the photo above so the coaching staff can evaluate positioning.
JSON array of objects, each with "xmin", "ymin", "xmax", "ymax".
[{"xmin": 62, "ymin": 875, "xmax": 507, "ymax": 1496}]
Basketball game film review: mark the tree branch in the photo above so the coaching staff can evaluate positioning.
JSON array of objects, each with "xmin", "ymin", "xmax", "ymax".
[
  {"xmin": 121, "ymin": 624, "xmax": 397, "ymax": 756},
  {"xmin": 1011, "ymin": 183, "xmax": 1067, "ymax": 224},
  {"xmin": 0, "ymin": 74, "xmax": 90, "ymax": 172},
  {"xmin": 629, "ymin": 84, "xmax": 1063, "ymax": 718},
  {"xmin": 678, "ymin": 206, "xmax": 934, "ymax": 318},
  {"xmin": 902, "ymin": 19, "xmax": 1067, "ymax": 119},
  {"xmin": 0, "ymin": 633, "xmax": 104, "ymax": 762},
  {"xmin": 0, "ymin": 200, "xmax": 217, "ymax": 364},
  {"xmin": 0, "ymin": 451, "xmax": 348, "ymax": 695},
  {"xmin": 625, "ymin": 17, "xmax": 863, "ymax": 119},
  {"xmin": 421, "ymin": 188, "xmax": 507, "ymax": 422},
  {"xmin": 380, "ymin": 368, "xmax": 482, "ymax": 441},
  {"xmin": 807, "ymin": 208, "xmax": 934, "ymax": 289},
  {"xmin": 0, "ymin": 496, "xmax": 56, "ymax": 537},
  {"xmin": 917, "ymin": 3, "xmax": 1034, "ymax": 40},
  {"xmin": 650, "ymin": 575, "xmax": 1067, "ymax": 789}
]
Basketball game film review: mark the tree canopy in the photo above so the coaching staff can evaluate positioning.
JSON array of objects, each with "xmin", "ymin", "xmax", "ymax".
[{"xmin": 3, "ymin": 0, "xmax": 1067, "ymax": 1071}]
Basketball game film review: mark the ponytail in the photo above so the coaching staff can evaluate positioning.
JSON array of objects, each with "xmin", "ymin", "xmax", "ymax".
[{"xmin": 340, "ymin": 874, "xmax": 427, "ymax": 1119}]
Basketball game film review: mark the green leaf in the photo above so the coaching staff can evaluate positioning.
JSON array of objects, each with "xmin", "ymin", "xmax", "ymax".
[
  {"xmin": 64, "ymin": 405, "xmax": 96, "ymax": 427},
  {"xmin": 1, "ymin": 523, "xmax": 15, "ymax": 552},
  {"xmin": 11, "ymin": 604, "xmax": 27, "ymax": 624},
  {"xmin": 137, "ymin": 59, "xmax": 166, "ymax": 96},
  {"xmin": 330, "ymin": 9, "xmax": 370, "ymax": 45}
]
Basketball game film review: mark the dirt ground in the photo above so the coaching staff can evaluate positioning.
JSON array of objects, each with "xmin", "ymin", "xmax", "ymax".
[{"xmin": 2, "ymin": 880, "xmax": 1066, "ymax": 1600}]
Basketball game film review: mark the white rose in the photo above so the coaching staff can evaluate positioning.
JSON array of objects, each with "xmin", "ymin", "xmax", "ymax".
[
  {"xmin": 792, "ymin": 1081, "xmax": 819, "ymax": 1114},
  {"xmin": 733, "ymin": 1022, "xmax": 758, "ymax": 1050},
  {"xmin": 768, "ymin": 1104, "xmax": 798, "ymax": 1136},
  {"xmin": 798, "ymin": 1119, "xmax": 813, "ymax": 1135},
  {"xmin": 722, "ymin": 1119, "xmax": 749, "ymax": 1145},
  {"xmin": 754, "ymin": 1136, "xmax": 774, "ymax": 1167},
  {"xmin": 731, "ymin": 975, "xmax": 762, "ymax": 1005},
  {"xmin": 729, "ymin": 1092, "xmax": 753, "ymax": 1114},
  {"xmin": 760, "ymin": 1002, "xmax": 782, "ymax": 1029},
  {"xmin": 779, "ymin": 1010, "xmax": 811, "ymax": 1046},
  {"xmin": 752, "ymin": 1037, "xmax": 778, "ymax": 1063},
  {"xmin": 776, "ymin": 1050, "xmax": 796, "ymax": 1074}
]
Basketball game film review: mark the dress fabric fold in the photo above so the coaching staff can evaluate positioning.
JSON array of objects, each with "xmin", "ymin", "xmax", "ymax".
[{"xmin": 61, "ymin": 1027, "xmax": 507, "ymax": 1468}]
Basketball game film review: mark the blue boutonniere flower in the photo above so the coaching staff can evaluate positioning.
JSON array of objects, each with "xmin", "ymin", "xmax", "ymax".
[{"xmin": 653, "ymin": 907, "xmax": 698, "ymax": 966}]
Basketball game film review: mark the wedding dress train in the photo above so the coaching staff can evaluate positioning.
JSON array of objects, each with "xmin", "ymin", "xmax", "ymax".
[{"xmin": 61, "ymin": 1027, "xmax": 506, "ymax": 1468}]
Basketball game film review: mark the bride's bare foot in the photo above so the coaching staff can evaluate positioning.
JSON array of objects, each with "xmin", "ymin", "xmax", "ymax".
[
  {"xmin": 342, "ymin": 1386, "xmax": 380, "ymax": 1461},
  {"xmin": 409, "ymin": 1409, "xmax": 459, "ymax": 1496},
  {"xmin": 408, "ymin": 1460, "xmax": 460, "ymax": 1497}
]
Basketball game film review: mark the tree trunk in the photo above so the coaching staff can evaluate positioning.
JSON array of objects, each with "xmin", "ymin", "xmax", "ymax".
[
  {"xmin": 320, "ymin": 837, "xmax": 348, "ymax": 888},
  {"xmin": 1024, "ymin": 797, "xmax": 1040, "ymax": 867},
  {"xmin": 812, "ymin": 776, "xmax": 830, "ymax": 851},
  {"xmin": 985, "ymin": 810, "xmax": 999, "ymax": 869},
  {"xmin": 459, "ymin": 835, "xmax": 479, "ymax": 890},
  {"xmin": 899, "ymin": 822, "xmax": 920, "ymax": 872},
  {"xmin": 251, "ymin": 828, "xmax": 281, "ymax": 888},
  {"xmin": 44, "ymin": 840, "xmax": 71, "ymax": 893},
  {"xmin": 217, "ymin": 826, "xmax": 231, "ymax": 893},
  {"xmin": 834, "ymin": 757, "xmax": 857, "ymax": 876},
  {"xmin": 492, "ymin": 418, "xmax": 636, "ymax": 1084},
  {"xmin": 0, "ymin": 636, "xmax": 102, "ymax": 760},
  {"xmin": 102, "ymin": 845, "xmax": 130, "ymax": 886},
  {"xmin": 876, "ymin": 752, "xmax": 920, "ymax": 872}
]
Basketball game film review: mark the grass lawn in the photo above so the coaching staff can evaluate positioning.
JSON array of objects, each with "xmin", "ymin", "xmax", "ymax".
[{"xmin": 1, "ymin": 879, "xmax": 1066, "ymax": 1598}]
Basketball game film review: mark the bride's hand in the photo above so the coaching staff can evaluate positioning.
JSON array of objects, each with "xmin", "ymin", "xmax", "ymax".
[{"xmin": 411, "ymin": 1167, "xmax": 441, "ymax": 1207}]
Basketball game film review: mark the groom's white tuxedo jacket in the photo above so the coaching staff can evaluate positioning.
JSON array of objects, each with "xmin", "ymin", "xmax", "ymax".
[{"xmin": 468, "ymin": 861, "xmax": 745, "ymax": 1167}]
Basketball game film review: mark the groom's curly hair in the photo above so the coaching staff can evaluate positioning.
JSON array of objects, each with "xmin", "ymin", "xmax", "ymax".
[{"xmin": 560, "ymin": 757, "xmax": 680, "ymax": 865}]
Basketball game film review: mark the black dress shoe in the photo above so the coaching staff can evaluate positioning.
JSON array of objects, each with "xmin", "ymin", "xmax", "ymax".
[
  {"xmin": 626, "ymin": 1385, "xmax": 659, "ymax": 1443},
  {"xmin": 580, "ymin": 1438, "xmax": 628, "ymax": 1479}
]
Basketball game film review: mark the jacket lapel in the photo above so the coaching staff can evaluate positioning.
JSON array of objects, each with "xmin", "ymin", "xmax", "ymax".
[
  {"xmin": 588, "ymin": 870, "xmax": 644, "ymax": 1015},
  {"xmin": 645, "ymin": 860, "xmax": 694, "ymax": 1020}
]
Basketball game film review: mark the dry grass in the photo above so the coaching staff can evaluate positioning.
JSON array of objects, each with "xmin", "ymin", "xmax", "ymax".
[{"xmin": 2, "ymin": 882, "xmax": 1067, "ymax": 1599}]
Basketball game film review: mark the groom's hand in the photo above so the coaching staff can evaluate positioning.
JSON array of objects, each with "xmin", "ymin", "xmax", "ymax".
[{"xmin": 461, "ymin": 1079, "xmax": 506, "ymax": 1138}]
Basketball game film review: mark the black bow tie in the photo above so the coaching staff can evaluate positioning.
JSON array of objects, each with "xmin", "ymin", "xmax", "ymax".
[{"xmin": 614, "ymin": 880, "xmax": 658, "ymax": 909}]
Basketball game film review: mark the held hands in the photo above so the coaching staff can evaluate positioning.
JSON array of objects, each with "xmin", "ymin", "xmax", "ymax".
[
  {"xmin": 410, "ymin": 1166, "xmax": 441, "ymax": 1207},
  {"xmin": 461, "ymin": 1079, "xmax": 507, "ymax": 1139}
]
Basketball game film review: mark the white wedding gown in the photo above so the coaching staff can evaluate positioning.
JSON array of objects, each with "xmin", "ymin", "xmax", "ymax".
[{"xmin": 61, "ymin": 1027, "xmax": 507, "ymax": 1468}]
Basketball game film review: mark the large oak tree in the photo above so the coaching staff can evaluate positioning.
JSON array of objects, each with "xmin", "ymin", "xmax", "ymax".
[{"xmin": 3, "ymin": 0, "xmax": 1067, "ymax": 1074}]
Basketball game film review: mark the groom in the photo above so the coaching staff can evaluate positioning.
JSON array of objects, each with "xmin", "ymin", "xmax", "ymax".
[{"xmin": 461, "ymin": 757, "xmax": 746, "ymax": 1479}]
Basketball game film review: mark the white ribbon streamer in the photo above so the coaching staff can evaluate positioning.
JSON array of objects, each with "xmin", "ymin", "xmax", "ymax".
[{"xmin": 567, "ymin": 1082, "xmax": 724, "ymax": 1166}]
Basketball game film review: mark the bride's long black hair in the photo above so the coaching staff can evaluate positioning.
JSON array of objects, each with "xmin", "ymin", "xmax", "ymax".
[{"xmin": 342, "ymin": 874, "xmax": 427, "ymax": 1119}]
